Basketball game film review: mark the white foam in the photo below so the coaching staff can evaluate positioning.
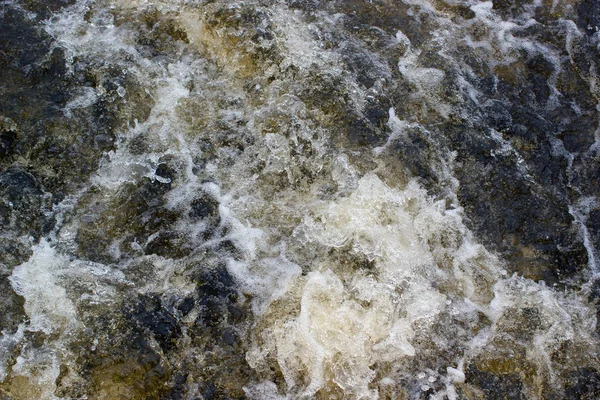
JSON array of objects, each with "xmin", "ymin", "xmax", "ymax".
[
  {"xmin": 249, "ymin": 174, "xmax": 487, "ymax": 396},
  {"xmin": 446, "ymin": 366, "xmax": 465, "ymax": 383},
  {"xmin": 227, "ymin": 252, "xmax": 301, "ymax": 315},
  {"xmin": 569, "ymin": 197, "xmax": 600, "ymax": 275},
  {"xmin": 10, "ymin": 240, "xmax": 79, "ymax": 335},
  {"xmin": 244, "ymin": 380, "xmax": 290, "ymax": 400},
  {"xmin": 63, "ymin": 86, "xmax": 99, "ymax": 118},
  {"xmin": 0, "ymin": 324, "xmax": 25, "ymax": 382}
]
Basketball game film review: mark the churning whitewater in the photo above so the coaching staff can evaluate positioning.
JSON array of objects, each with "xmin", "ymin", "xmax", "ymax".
[{"xmin": 1, "ymin": 0, "xmax": 600, "ymax": 398}]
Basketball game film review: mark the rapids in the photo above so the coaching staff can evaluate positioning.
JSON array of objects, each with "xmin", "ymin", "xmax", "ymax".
[{"xmin": 1, "ymin": 0, "xmax": 600, "ymax": 398}]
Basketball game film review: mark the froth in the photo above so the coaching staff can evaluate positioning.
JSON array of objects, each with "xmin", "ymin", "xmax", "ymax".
[
  {"xmin": 1, "ymin": 0, "xmax": 599, "ymax": 398},
  {"xmin": 10, "ymin": 240, "xmax": 78, "ymax": 335}
]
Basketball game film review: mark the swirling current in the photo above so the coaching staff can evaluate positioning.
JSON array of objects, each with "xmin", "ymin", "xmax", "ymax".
[{"xmin": 1, "ymin": 0, "xmax": 600, "ymax": 398}]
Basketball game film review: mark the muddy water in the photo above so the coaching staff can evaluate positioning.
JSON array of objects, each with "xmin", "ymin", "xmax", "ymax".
[{"xmin": 1, "ymin": 0, "xmax": 600, "ymax": 398}]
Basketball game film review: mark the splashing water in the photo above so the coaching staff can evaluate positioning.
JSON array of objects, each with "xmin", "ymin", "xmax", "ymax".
[{"xmin": 1, "ymin": 0, "xmax": 600, "ymax": 398}]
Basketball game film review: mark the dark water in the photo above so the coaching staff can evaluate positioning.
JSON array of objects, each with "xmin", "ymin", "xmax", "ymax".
[{"xmin": 1, "ymin": 0, "xmax": 600, "ymax": 398}]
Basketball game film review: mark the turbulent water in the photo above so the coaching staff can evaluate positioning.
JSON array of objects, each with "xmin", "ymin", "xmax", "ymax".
[{"xmin": 1, "ymin": 0, "xmax": 600, "ymax": 398}]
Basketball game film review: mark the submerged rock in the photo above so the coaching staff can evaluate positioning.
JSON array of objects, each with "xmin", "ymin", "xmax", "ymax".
[
  {"xmin": 577, "ymin": 0, "xmax": 600, "ymax": 35},
  {"xmin": 0, "ymin": 168, "xmax": 54, "ymax": 238},
  {"xmin": 463, "ymin": 363, "xmax": 526, "ymax": 400},
  {"xmin": 0, "ymin": 271, "xmax": 26, "ymax": 333},
  {"xmin": 564, "ymin": 368, "xmax": 600, "ymax": 400},
  {"xmin": 126, "ymin": 294, "xmax": 182, "ymax": 351}
]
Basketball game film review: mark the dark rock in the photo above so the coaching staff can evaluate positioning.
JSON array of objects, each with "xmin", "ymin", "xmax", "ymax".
[
  {"xmin": 133, "ymin": 10, "xmax": 190, "ymax": 57},
  {"xmin": 589, "ymin": 278, "xmax": 600, "ymax": 336},
  {"xmin": 227, "ymin": 304, "xmax": 246, "ymax": 324},
  {"xmin": 464, "ymin": 363, "xmax": 526, "ymax": 400},
  {"xmin": 144, "ymin": 231, "xmax": 188, "ymax": 259},
  {"xmin": 455, "ymin": 5, "xmax": 476, "ymax": 20},
  {"xmin": 526, "ymin": 54, "xmax": 555, "ymax": 79},
  {"xmin": 221, "ymin": 329, "xmax": 237, "ymax": 346},
  {"xmin": 340, "ymin": 17, "xmax": 393, "ymax": 51},
  {"xmin": 0, "ymin": 5, "xmax": 149, "ymax": 205},
  {"xmin": 0, "ymin": 168, "xmax": 54, "ymax": 238},
  {"xmin": 447, "ymin": 116, "xmax": 588, "ymax": 285},
  {"xmin": 435, "ymin": 37, "xmax": 600, "ymax": 283},
  {"xmin": 0, "ymin": 238, "xmax": 33, "ymax": 268},
  {"xmin": 75, "ymin": 168, "xmax": 186, "ymax": 262},
  {"xmin": 127, "ymin": 294, "xmax": 182, "ymax": 351},
  {"xmin": 571, "ymin": 150, "xmax": 600, "ymax": 199},
  {"xmin": 0, "ymin": 7, "xmax": 51, "ymax": 68},
  {"xmin": 339, "ymin": 41, "xmax": 389, "ymax": 88},
  {"xmin": 16, "ymin": 0, "xmax": 76, "ymax": 20},
  {"xmin": 190, "ymin": 194, "xmax": 220, "ymax": 221},
  {"xmin": 0, "ymin": 272, "xmax": 26, "ymax": 333},
  {"xmin": 525, "ymin": 55, "xmax": 553, "ymax": 104},
  {"xmin": 364, "ymin": 95, "xmax": 391, "ymax": 129},
  {"xmin": 346, "ymin": 116, "xmax": 387, "ymax": 147},
  {"xmin": 170, "ymin": 263, "xmax": 256, "ymax": 398},
  {"xmin": 164, "ymin": 373, "xmax": 189, "ymax": 400},
  {"xmin": 74, "ymin": 334, "xmax": 171, "ymax": 399},
  {"xmin": 288, "ymin": 0, "xmax": 320, "ymax": 12},
  {"xmin": 0, "ymin": 128, "xmax": 17, "ymax": 159},
  {"xmin": 389, "ymin": 125, "xmax": 440, "ymax": 187},
  {"xmin": 296, "ymin": 71, "xmax": 350, "ymax": 117},
  {"xmin": 177, "ymin": 296, "xmax": 196, "ymax": 317},
  {"xmin": 199, "ymin": 382, "xmax": 218, "ymax": 400},
  {"xmin": 483, "ymin": 100, "xmax": 513, "ymax": 132},
  {"xmin": 558, "ymin": 114, "xmax": 597, "ymax": 153},
  {"xmin": 0, "ymin": 168, "xmax": 44, "ymax": 198},
  {"xmin": 492, "ymin": 0, "xmax": 534, "ymax": 18},
  {"xmin": 327, "ymin": 0, "xmax": 424, "ymax": 45},
  {"xmin": 588, "ymin": 208, "xmax": 600, "ymax": 253},
  {"xmin": 456, "ymin": 165, "xmax": 587, "ymax": 284},
  {"xmin": 195, "ymin": 265, "xmax": 239, "ymax": 328},
  {"xmin": 577, "ymin": 0, "xmax": 600, "ymax": 35},
  {"xmin": 565, "ymin": 368, "xmax": 600, "ymax": 399}
]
